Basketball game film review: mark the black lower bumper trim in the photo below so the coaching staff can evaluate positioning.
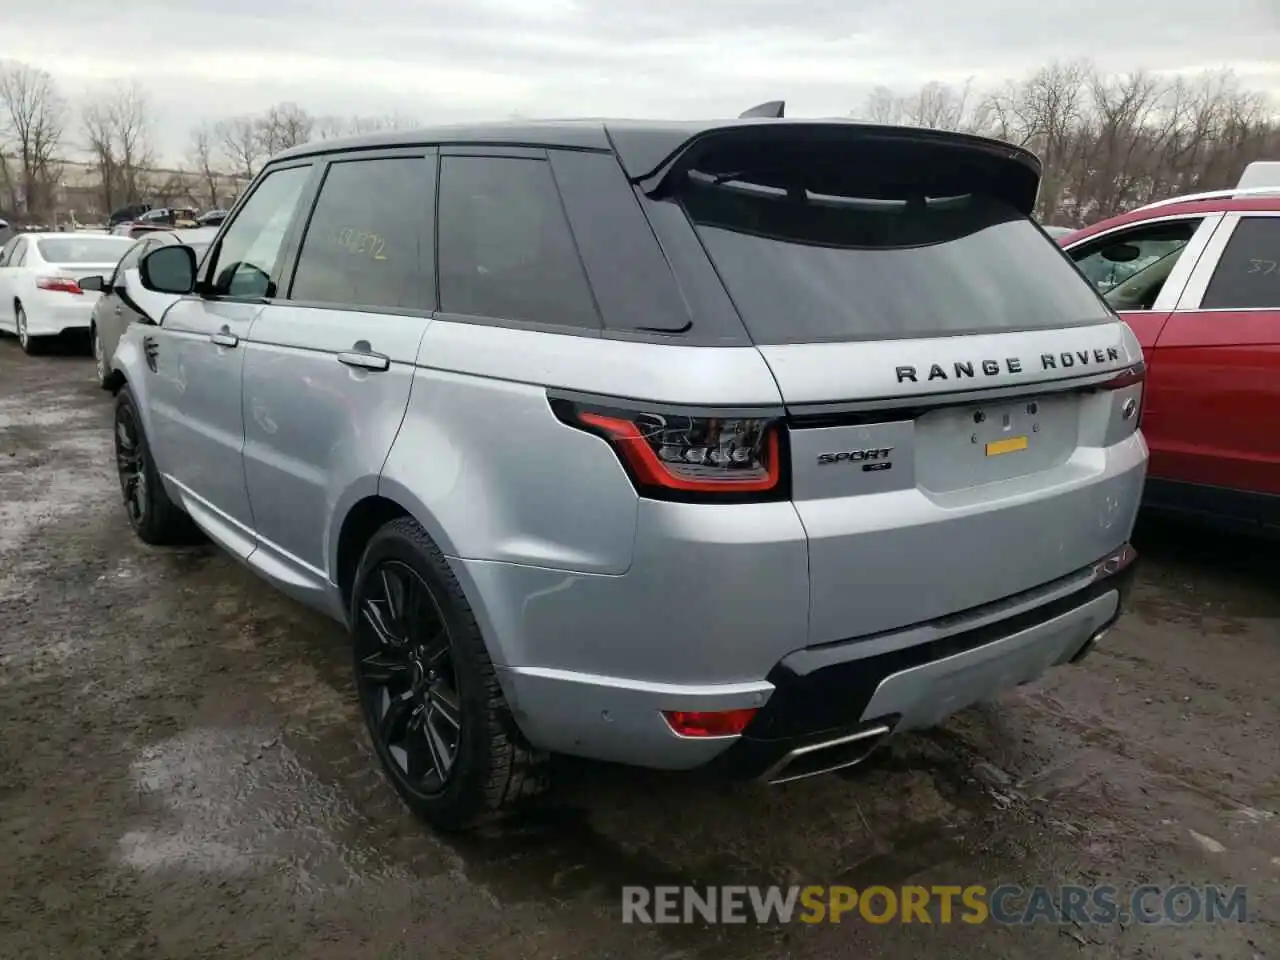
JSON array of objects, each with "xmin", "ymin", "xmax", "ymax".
[{"xmin": 710, "ymin": 544, "xmax": 1137, "ymax": 780}]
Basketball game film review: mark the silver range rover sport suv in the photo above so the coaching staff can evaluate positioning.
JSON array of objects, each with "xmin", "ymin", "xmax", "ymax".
[{"xmin": 110, "ymin": 117, "xmax": 1147, "ymax": 829}]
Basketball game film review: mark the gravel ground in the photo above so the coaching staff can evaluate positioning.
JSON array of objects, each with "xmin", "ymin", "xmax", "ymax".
[{"xmin": 0, "ymin": 338, "xmax": 1276, "ymax": 960}]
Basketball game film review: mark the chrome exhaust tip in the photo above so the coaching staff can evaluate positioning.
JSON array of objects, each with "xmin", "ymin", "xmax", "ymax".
[
  {"xmin": 761, "ymin": 724, "xmax": 893, "ymax": 785},
  {"xmin": 1070, "ymin": 622, "xmax": 1113, "ymax": 664}
]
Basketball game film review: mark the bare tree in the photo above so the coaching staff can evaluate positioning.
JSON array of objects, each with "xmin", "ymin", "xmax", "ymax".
[
  {"xmin": 859, "ymin": 62, "xmax": 1279, "ymax": 226},
  {"xmin": 255, "ymin": 101, "xmax": 313, "ymax": 155},
  {"xmin": 187, "ymin": 122, "xmax": 223, "ymax": 208},
  {"xmin": 0, "ymin": 152, "xmax": 19, "ymax": 215},
  {"xmin": 82, "ymin": 82, "xmax": 155, "ymax": 215},
  {"xmin": 861, "ymin": 86, "xmax": 906, "ymax": 125},
  {"xmin": 0, "ymin": 61, "xmax": 66, "ymax": 218},
  {"xmin": 313, "ymin": 112, "xmax": 421, "ymax": 139},
  {"xmin": 214, "ymin": 116, "xmax": 262, "ymax": 179}
]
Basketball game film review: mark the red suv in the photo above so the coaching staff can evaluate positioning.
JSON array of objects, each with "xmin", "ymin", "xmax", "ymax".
[{"xmin": 1061, "ymin": 185, "xmax": 1280, "ymax": 534}]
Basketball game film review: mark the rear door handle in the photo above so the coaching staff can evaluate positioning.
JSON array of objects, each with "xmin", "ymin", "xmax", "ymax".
[
  {"xmin": 210, "ymin": 331, "xmax": 239, "ymax": 348},
  {"xmin": 337, "ymin": 351, "xmax": 391, "ymax": 372}
]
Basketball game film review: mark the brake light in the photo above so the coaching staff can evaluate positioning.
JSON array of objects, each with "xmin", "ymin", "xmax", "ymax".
[
  {"xmin": 551, "ymin": 398, "xmax": 785, "ymax": 500},
  {"xmin": 663, "ymin": 708, "xmax": 758, "ymax": 738},
  {"xmin": 36, "ymin": 277, "xmax": 83, "ymax": 295}
]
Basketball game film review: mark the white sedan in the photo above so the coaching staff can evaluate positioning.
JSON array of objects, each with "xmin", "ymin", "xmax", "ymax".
[{"xmin": 0, "ymin": 232, "xmax": 137, "ymax": 354}]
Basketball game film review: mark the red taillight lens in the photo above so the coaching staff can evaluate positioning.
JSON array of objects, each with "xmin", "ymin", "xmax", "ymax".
[
  {"xmin": 663, "ymin": 708, "xmax": 757, "ymax": 738},
  {"xmin": 36, "ymin": 277, "xmax": 83, "ymax": 295},
  {"xmin": 551, "ymin": 398, "xmax": 785, "ymax": 500}
]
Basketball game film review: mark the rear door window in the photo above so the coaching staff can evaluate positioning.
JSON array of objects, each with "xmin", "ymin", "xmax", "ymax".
[
  {"xmin": 1069, "ymin": 220, "xmax": 1200, "ymax": 295},
  {"xmin": 1199, "ymin": 217, "xmax": 1280, "ymax": 310},
  {"xmin": 436, "ymin": 155, "xmax": 600, "ymax": 329},
  {"xmin": 678, "ymin": 175, "xmax": 1112, "ymax": 344},
  {"xmin": 289, "ymin": 156, "xmax": 433, "ymax": 311}
]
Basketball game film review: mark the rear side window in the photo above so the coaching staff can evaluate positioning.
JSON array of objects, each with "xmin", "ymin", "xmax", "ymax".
[
  {"xmin": 290, "ymin": 156, "xmax": 432, "ymax": 311},
  {"xmin": 1200, "ymin": 217, "xmax": 1280, "ymax": 310},
  {"xmin": 678, "ymin": 176, "xmax": 1112, "ymax": 344},
  {"xmin": 436, "ymin": 155, "xmax": 600, "ymax": 329}
]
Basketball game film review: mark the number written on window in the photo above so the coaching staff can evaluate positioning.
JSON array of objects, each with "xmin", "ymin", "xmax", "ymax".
[
  {"xmin": 290, "ymin": 157, "xmax": 430, "ymax": 310},
  {"xmin": 1201, "ymin": 217, "xmax": 1280, "ymax": 310}
]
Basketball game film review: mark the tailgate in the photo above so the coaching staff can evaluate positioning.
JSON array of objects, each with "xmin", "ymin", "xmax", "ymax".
[{"xmin": 768, "ymin": 325, "xmax": 1145, "ymax": 644}]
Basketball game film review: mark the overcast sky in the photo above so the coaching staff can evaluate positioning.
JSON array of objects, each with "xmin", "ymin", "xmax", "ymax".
[{"xmin": 5, "ymin": 0, "xmax": 1279, "ymax": 164}]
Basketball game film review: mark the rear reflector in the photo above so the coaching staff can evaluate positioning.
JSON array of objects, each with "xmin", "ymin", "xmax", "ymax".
[
  {"xmin": 662, "ymin": 708, "xmax": 758, "ymax": 738},
  {"xmin": 36, "ymin": 277, "xmax": 83, "ymax": 295}
]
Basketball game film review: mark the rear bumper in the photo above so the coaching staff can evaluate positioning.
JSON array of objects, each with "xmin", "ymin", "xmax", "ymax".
[
  {"xmin": 23, "ymin": 298, "xmax": 97, "ymax": 336},
  {"xmin": 714, "ymin": 542, "xmax": 1135, "ymax": 781},
  {"xmin": 496, "ymin": 543, "xmax": 1136, "ymax": 772}
]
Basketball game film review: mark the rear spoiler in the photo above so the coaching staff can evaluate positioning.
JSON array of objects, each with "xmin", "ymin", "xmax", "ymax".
[{"xmin": 610, "ymin": 120, "xmax": 1043, "ymax": 216}]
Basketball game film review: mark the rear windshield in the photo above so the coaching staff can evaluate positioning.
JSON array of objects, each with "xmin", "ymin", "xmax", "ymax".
[
  {"xmin": 37, "ymin": 237, "xmax": 134, "ymax": 264},
  {"xmin": 678, "ymin": 174, "xmax": 1111, "ymax": 344}
]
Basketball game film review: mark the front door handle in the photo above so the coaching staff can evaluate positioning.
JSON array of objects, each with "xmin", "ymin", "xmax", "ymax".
[
  {"xmin": 337, "ymin": 351, "xmax": 391, "ymax": 372},
  {"xmin": 210, "ymin": 330, "xmax": 239, "ymax": 348}
]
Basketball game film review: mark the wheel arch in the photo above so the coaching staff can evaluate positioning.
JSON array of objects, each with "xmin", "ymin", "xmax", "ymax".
[{"xmin": 331, "ymin": 485, "xmax": 467, "ymax": 624}]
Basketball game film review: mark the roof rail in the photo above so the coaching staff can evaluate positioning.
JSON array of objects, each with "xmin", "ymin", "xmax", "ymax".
[
  {"xmin": 739, "ymin": 100, "xmax": 785, "ymax": 119},
  {"xmin": 1133, "ymin": 184, "xmax": 1280, "ymax": 212}
]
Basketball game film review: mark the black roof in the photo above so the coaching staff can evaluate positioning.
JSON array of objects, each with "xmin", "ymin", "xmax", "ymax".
[{"xmin": 271, "ymin": 117, "xmax": 1042, "ymax": 188}]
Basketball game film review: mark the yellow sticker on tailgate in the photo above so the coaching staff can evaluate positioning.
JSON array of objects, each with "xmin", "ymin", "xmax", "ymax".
[{"xmin": 985, "ymin": 435, "xmax": 1029, "ymax": 456}]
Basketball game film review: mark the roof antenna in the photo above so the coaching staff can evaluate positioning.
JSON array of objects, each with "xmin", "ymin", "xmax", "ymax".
[{"xmin": 739, "ymin": 100, "xmax": 785, "ymax": 119}]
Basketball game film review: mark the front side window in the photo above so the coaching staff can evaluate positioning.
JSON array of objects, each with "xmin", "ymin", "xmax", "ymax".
[
  {"xmin": 290, "ymin": 157, "xmax": 431, "ymax": 311},
  {"xmin": 1200, "ymin": 217, "xmax": 1280, "ymax": 310},
  {"xmin": 1069, "ymin": 220, "xmax": 1200, "ymax": 300},
  {"xmin": 436, "ymin": 155, "xmax": 599, "ymax": 329},
  {"xmin": 208, "ymin": 165, "xmax": 310, "ymax": 299}
]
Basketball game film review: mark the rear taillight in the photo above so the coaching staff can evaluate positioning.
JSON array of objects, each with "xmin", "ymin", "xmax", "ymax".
[
  {"xmin": 550, "ymin": 397, "xmax": 786, "ymax": 501},
  {"xmin": 36, "ymin": 277, "xmax": 83, "ymax": 295}
]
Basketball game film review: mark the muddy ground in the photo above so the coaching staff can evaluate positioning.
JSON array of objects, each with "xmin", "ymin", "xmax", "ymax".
[{"xmin": 0, "ymin": 338, "xmax": 1276, "ymax": 960}]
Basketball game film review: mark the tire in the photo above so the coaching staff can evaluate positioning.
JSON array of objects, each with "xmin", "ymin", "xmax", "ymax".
[
  {"xmin": 351, "ymin": 517, "xmax": 548, "ymax": 830},
  {"xmin": 113, "ymin": 386, "xmax": 197, "ymax": 544},
  {"xmin": 91, "ymin": 324, "xmax": 110, "ymax": 388},
  {"xmin": 15, "ymin": 304, "xmax": 43, "ymax": 356}
]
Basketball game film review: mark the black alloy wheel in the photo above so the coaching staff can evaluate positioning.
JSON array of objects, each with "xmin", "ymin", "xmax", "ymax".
[
  {"xmin": 115, "ymin": 399, "xmax": 148, "ymax": 529},
  {"xmin": 354, "ymin": 560, "xmax": 463, "ymax": 798}
]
